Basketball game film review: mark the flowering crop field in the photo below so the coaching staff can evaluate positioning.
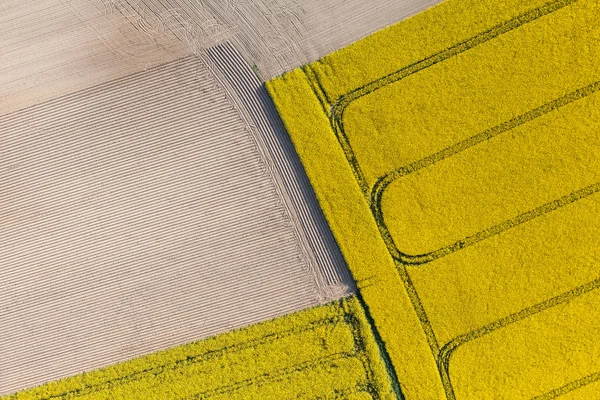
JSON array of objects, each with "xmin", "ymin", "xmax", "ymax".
[
  {"xmin": 268, "ymin": 0, "xmax": 600, "ymax": 398},
  {"xmin": 7, "ymin": 297, "xmax": 395, "ymax": 400}
]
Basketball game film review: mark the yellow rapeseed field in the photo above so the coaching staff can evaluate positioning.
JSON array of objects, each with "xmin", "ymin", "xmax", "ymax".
[
  {"xmin": 5, "ymin": 296, "xmax": 395, "ymax": 400},
  {"xmin": 267, "ymin": 0, "xmax": 600, "ymax": 399}
]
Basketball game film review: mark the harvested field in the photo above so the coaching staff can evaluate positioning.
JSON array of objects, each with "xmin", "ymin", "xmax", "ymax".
[
  {"xmin": 268, "ymin": 0, "xmax": 600, "ymax": 398},
  {"xmin": 0, "ymin": 0, "xmax": 189, "ymax": 116},
  {"xmin": 0, "ymin": 49, "xmax": 351, "ymax": 395},
  {"xmin": 1, "ymin": 0, "xmax": 443, "ymax": 117},
  {"xmin": 203, "ymin": 43, "xmax": 352, "ymax": 293},
  {"xmin": 111, "ymin": 0, "xmax": 444, "ymax": 77}
]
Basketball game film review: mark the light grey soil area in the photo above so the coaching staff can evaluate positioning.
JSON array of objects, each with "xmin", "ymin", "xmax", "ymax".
[
  {"xmin": 0, "ymin": 0, "xmax": 443, "ymax": 115},
  {"xmin": 107, "ymin": 0, "xmax": 445, "ymax": 78},
  {"xmin": 1, "ymin": 53, "xmax": 345, "ymax": 395},
  {"xmin": 0, "ymin": 0, "xmax": 442, "ymax": 394}
]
